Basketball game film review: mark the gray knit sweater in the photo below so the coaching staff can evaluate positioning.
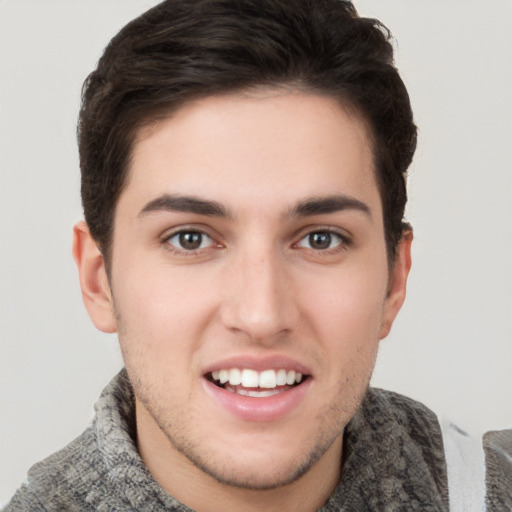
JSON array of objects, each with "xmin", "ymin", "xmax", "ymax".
[{"xmin": 4, "ymin": 370, "xmax": 511, "ymax": 511}]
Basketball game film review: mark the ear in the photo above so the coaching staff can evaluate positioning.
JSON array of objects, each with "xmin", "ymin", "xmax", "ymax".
[
  {"xmin": 72, "ymin": 221, "xmax": 117, "ymax": 333},
  {"xmin": 379, "ymin": 230, "xmax": 413, "ymax": 339}
]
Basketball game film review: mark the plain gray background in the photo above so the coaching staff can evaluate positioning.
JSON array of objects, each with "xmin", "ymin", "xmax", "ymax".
[{"xmin": 1, "ymin": 0, "xmax": 511, "ymax": 504}]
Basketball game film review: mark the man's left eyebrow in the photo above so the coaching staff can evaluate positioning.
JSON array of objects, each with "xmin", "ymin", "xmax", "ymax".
[
  {"xmin": 289, "ymin": 195, "xmax": 372, "ymax": 218},
  {"xmin": 138, "ymin": 194, "xmax": 231, "ymax": 218}
]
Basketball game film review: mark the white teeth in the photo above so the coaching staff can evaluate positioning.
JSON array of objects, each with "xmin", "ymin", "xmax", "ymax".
[
  {"xmin": 225, "ymin": 386, "xmax": 282, "ymax": 397},
  {"xmin": 211, "ymin": 368, "xmax": 305, "ymax": 389},
  {"xmin": 228, "ymin": 368, "xmax": 242, "ymax": 386},
  {"xmin": 259, "ymin": 369, "xmax": 277, "ymax": 389},
  {"xmin": 276, "ymin": 369, "xmax": 287, "ymax": 386},
  {"xmin": 241, "ymin": 369, "xmax": 259, "ymax": 388},
  {"xmin": 241, "ymin": 388, "xmax": 280, "ymax": 397},
  {"xmin": 219, "ymin": 369, "xmax": 229, "ymax": 384}
]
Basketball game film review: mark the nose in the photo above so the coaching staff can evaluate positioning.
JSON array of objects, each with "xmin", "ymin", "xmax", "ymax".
[{"xmin": 220, "ymin": 247, "xmax": 298, "ymax": 344}]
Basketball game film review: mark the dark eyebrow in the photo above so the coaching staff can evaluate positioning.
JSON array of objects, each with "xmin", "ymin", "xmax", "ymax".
[
  {"xmin": 138, "ymin": 194, "xmax": 231, "ymax": 218},
  {"xmin": 290, "ymin": 195, "xmax": 371, "ymax": 218}
]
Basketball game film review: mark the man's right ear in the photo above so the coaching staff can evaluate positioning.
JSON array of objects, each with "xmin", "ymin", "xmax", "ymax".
[{"xmin": 72, "ymin": 221, "xmax": 117, "ymax": 333}]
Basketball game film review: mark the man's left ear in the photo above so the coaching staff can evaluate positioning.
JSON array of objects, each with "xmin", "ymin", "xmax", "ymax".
[{"xmin": 379, "ymin": 230, "xmax": 413, "ymax": 339}]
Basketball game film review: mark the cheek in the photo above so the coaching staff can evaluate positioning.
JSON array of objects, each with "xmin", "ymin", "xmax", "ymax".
[
  {"xmin": 111, "ymin": 260, "xmax": 217, "ymax": 357},
  {"xmin": 300, "ymin": 263, "xmax": 388, "ymax": 352}
]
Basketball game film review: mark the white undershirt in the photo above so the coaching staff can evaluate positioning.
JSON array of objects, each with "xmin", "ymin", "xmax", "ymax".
[{"xmin": 440, "ymin": 420, "xmax": 487, "ymax": 512}]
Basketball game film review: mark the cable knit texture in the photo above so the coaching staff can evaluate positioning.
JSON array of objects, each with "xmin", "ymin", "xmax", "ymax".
[{"xmin": 3, "ymin": 369, "xmax": 511, "ymax": 511}]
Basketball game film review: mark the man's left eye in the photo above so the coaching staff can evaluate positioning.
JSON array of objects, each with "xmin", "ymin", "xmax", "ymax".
[
  {"xmin": 296, "ymin": 231, "xmax": 344, "ymax": 251},
  {"xmin": 166, "ymin": 231, "xmax": 215, "ymax": 251}
]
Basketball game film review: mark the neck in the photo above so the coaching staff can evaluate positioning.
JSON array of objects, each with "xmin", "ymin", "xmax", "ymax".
[{"xmin": 136, "ymin": 400, "xmax": 343, "ymax": 512}]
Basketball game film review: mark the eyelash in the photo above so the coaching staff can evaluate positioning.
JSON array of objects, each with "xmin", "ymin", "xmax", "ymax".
[
  {"xmin": 162, "ymin": 228, "xmax": 218, "ymax": 255},
  {"xmin": 294, "ymin": 228, "xmax": 351, "ymax": 253},
  {"xmin": 161, "ymin": 227, "xmax": 351, "ymax": 256}
]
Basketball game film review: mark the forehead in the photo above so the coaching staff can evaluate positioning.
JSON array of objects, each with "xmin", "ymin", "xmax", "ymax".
[{"xmin": 123, "ymin": 90, "xmax": 380, "ymax": 217}]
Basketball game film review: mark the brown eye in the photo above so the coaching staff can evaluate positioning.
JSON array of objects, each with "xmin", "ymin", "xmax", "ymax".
[
  {"xmin": 297, "ymin": 231, "xmax": 344, "ymax": 251},
  {"xmin": 166, "ymin": 230, "xmax": 214, "ymax": 251},
  {"xmin": 309, "ymin": 232, "xmax": 332, "ymax": 250}
]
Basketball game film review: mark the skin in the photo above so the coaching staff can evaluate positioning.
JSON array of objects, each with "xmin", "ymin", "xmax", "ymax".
[{"xmin": 73, "ymin": 90, "xmax": 412, "ymax": 512}]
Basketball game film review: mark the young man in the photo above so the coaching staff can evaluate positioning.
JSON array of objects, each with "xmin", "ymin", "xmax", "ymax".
[{"xmin": 4, "ymin": 1, "xmax": 510, "ymax": 510}]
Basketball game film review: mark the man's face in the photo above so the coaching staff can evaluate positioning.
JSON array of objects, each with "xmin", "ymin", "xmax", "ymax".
[{"xmin": 92, "ymin": 90, "xmax": 409, "ymax": 489}]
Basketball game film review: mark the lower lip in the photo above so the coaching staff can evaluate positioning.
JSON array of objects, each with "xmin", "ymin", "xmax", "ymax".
[{"xmin": 202, "ymin": 378, "xmax": 311, "ymax": 422}]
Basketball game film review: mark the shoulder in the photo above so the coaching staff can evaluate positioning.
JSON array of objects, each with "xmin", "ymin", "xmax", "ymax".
[
  {"xmin": 483, "ymin": 429, "xmax": 512, "ymax": 511},
  {"xmin": 2, "ymin": 371, "xmax": 139, "ymax": 512},
  {"xmin": 2, "ymin": 484, "xmax": 47, "ymax": 512},
  {"xmin": 2, "ymin": 426, "xmax": 102, "ymax": 512},
  {"xmin": 369, "ymin": 389, "xmax": 512, "ymax": 511},
  {"xmin": 367, "ymin": 389, "xmax": 512, "ymax": 512},
  {"xmin": 356, "ymin": 389, "xmax": 512, "ymax": 511},
  {"xmin": 438, "ymin": 422, "xmax": 512, "ymax": 511}
]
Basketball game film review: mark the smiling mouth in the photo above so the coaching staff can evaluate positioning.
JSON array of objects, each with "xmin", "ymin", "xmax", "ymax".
[{"xmin": 206, "ymin": 368, "xmax": 308, "ymax": 397}]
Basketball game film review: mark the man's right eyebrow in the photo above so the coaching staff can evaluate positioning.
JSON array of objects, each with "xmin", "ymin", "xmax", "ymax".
[{"xmin": 138, "ymin": 194, "xmax": 231, "ymax": 218}]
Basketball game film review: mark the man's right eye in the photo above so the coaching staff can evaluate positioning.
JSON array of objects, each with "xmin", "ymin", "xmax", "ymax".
[{"xmin": 165, "ymin": 230, "xmax": 215, "ymax": 252}]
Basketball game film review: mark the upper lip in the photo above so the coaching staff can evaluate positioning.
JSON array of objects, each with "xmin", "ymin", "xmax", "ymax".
[{"xmin": 203, "ymin": 354, "xmax": 312, "ymax": 376}]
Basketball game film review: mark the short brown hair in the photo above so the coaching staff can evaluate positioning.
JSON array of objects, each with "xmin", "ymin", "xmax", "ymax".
[{"xmin": 78, "ymin": 0, "xmax": 417, "ymax": 265}]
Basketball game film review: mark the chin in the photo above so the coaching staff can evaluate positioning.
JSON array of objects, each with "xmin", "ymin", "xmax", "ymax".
[
  {"xmin": 160, "ymin": 413, "xmax": 343, "ymax": 491},
  {"xmin": 176, "ymin": 440, "xmax": 325, "ymax": 490}
]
